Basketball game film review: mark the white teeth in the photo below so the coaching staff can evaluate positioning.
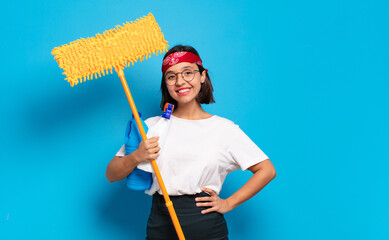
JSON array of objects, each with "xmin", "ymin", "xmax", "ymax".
[{"xmin": 178, "ymin": 89, "xmax": 190, "ymax": 93}]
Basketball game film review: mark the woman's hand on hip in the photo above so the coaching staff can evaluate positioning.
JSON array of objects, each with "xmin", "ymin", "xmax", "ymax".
[
  {"xmin": 195, "ymin": 187, "xmax": 233, "ymax": 214},
  {"xmin": 133, "ymin": 136, "xmax": 160, "ymax": 163}
]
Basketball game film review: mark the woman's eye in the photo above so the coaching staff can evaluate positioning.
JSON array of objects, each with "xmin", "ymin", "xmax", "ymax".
[
  {"xmin": 184, "ymin": 71, "xmax": 193, "ymax": 76},
  {"xmin": 167, "ymin": 75, "xmax": 175, "ymax": 80}
]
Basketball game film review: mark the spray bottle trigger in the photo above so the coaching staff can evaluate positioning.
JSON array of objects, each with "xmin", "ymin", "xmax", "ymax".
[{"xmin": 162, "ymin": 103, "xmax": 174, "ymax": 119}]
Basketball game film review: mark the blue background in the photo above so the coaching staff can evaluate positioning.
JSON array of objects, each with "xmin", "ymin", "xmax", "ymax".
[{"xmin": 1, "ymin": 0, "xmax": 388, "ymax": 239}]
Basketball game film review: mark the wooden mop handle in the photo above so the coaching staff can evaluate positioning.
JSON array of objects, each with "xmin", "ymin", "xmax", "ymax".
[{"xmin": 116, "ymin": 68, "xmax": 185, "ymax": 240}]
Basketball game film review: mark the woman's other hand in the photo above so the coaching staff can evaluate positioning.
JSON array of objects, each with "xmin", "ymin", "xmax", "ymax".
[{"xmin": 195, "ymin": 187, "xmax": 233, "ymax": 214}]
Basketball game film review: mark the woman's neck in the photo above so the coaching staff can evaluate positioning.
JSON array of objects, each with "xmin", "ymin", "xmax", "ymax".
[{"xmin": 173, "ymin": 101, "xmax": 212, "ymax": 120}]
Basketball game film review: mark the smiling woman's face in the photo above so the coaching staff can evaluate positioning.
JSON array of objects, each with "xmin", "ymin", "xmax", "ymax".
[{"xmin": 164, "ymin": 62, "xmax": 206, "ymax": 106}]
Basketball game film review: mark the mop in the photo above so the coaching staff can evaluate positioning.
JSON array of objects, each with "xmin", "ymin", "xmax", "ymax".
[{"xmin": 51, "ymin": 13, "xmax": 185, "ymax": 240}]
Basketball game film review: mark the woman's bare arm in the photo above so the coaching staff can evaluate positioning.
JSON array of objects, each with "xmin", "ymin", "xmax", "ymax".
[
  {"xmin": 196, "ymin": 159, "xmax": 276, "ymax": 214},
  {"xmin": 106, "ymin": 154, "xmax": 139, "ymax": 183},
  {"xmin": 106, "ymin": 136, "xmax": 160, "ymax": 183}
]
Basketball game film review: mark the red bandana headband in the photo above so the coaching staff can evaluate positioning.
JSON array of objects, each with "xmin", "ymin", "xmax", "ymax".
[{"xmin": 162, "ymin": 51, "xmax": 206, "ymax": 73}]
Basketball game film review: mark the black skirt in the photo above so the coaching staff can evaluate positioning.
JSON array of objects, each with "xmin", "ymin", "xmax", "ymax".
[{"xmin": 146, "ymin": 192, "xmax": 229, "ymax": 240}]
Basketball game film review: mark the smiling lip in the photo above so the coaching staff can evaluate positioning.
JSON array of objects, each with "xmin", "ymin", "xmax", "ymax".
[{"xmin": 176, "ymin": 87, "xmax": 191, "ymax": 96}]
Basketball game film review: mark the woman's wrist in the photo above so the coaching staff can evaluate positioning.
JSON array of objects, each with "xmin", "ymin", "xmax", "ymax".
[
  {"xmin": 129, "ymin": 150, "xmax": 142, "ymax": 165},
  {"xmin": 225, "ymin": 198, "xmax": 235, "ymax": 212}
]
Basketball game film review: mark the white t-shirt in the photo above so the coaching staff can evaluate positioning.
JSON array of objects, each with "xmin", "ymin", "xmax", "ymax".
[{"xmin": 116, "ymin": 115, "xmax": 269, "ymax": 196}]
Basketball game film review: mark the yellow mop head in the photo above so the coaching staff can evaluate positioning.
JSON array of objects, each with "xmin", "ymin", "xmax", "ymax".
[{"xmin": 51, "ymin": 12, "xmax": 168, "ymax": 87}]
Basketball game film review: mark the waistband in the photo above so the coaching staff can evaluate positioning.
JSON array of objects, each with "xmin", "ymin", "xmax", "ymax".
[{"xmin": 152, "ymin": 192, "xmax": 211, "ymax": 214}]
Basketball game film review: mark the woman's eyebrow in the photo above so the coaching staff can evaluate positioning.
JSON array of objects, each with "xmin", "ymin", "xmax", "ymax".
[{"xmin": 178, "ymin": 66, "xmax": 194, "ymax": 71}]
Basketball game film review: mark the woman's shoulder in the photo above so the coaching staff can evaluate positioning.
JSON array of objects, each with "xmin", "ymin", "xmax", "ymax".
[
  {"xmin": 145, "ymin": 116, "xmax": 162, "ymax": 127},
  {"xmin": 212, "ymin": 115, "xmax": 238, "ymax": 128}
]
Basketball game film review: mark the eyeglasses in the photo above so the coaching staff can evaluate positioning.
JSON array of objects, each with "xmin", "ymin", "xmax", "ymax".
[{"xmin": 164, "ymin": 69, "xmax": 200, "ymax": 86}]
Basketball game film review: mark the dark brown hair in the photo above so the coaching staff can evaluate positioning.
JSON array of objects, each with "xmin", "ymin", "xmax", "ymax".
[{"xmin": 160, "ymin": 45, "xmax": 215, "ymax": 110}]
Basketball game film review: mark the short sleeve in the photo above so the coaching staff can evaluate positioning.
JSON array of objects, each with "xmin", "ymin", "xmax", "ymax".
[
  {"xmin": 115, "ymin": 144, "xmax": 125, "ymax": 157},
  {"xmin": 227, "ymin": 125, "xmax": 269, "ymax": 171}
]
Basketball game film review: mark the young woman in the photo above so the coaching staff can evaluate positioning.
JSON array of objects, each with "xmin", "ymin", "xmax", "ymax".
[{"xmin": 106, "ymin": 45, "xmax": 276, "ymax": 240}]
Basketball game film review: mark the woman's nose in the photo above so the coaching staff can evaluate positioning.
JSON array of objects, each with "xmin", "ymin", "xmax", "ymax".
[{"xmin": 175, "ymin": 74, "xmax": 185, "ymax": 85}]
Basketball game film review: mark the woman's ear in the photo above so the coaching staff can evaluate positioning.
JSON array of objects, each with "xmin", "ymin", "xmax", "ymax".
[{"xmin": 201, "ymin": 70, "xmax": 206, "ymax": 83}]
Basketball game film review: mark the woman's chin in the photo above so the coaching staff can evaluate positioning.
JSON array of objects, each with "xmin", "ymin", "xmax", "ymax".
[{"xmin": 173, "ymin": 96, "xmax": 198, "ymax": 106}]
